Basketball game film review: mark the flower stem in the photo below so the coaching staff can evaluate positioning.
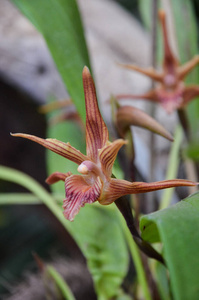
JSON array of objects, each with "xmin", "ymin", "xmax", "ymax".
[
  {"xmin": 115, "ymin": 197, "xmax": 165, "ymax": 265},
  {"xmin": 119, "ymin": 212, "xmax": 152, "ymax": 300},
  {"xmin": 177, "ymin": 108, "xmax": 190, "ymax": 141}
]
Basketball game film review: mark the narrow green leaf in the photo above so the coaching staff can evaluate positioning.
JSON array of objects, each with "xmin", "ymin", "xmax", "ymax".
[
  {"xmin": 0, "ymin": 193, "xmax": 63, "ymax": 205},
  {"xmin": 140, "ymin": 192, "xmax": 199, "ymax": 300},
  {"xmin": 0, "ymin": 193, "xmax": 41, "ymax": 205},
  {"xmin": 0, "ymin": 165, "xmax": 68, "ymax": 231},
  {"xmin": 159, "ymin": 125, "xmax": 183, "ymax": 210},
  {"xmin": 46, "ymin": 265, "xmax": 76, "ymax": 300},
  {"xmin": 12, "ymin": 0, "xmax": 91, "ymax": 121}
]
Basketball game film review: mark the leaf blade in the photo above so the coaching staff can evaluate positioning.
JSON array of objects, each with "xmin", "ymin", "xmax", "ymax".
[
  {"xmin": 140, "ymin": 192, "xmax": 199, "ymax": 300},
  {"xmin": 12, "ymin": 0, "xmax": 91, "ymax": 121}
]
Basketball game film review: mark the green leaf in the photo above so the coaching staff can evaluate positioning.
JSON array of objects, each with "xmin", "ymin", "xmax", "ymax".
[
  {"xmin": 0, "ymin": 193, "xmax": 62, "ymax": 205},
  {"xmin": 0, "ymin": 193, "xmax": 41, "ymax": 205},
  {"xmin": 159, "ymin": 125, "xmax": 183, "ymax": 210},
  {"xmin": 12, "ymin": 0, "xmax": 91, "ymax": 121},
  {"xmin": 183, "ymin": 142, "xmax": 199, "ymax": 161},
  {"xmin": 66, "ymin": 204, "xmax": 129, "ymax": 300},
  {"xmin": 46, "ymin": 265, "xmax": 76, "ymax": 300},
  {"xmin": 140, "ymin": 192, "xmax": 199, "ymax": 300},
  {"xmin": 0, "ymin": 165, "xmax": 67, "ymax": 231}
]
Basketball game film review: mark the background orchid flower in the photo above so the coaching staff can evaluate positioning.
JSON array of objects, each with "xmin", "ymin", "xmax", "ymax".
[
  {"xmin": 117, "ymin": 10, "xmax": 199, "ymax": 114},
  {"xmin": 39, "ymin": 99, "xmax": 85, "ymax": 130},
  {"xmin": 12, "ymin": 67, "xmax": 198, "ymax": 221}
]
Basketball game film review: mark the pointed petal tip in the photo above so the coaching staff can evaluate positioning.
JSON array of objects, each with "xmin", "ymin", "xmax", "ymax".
[
  {"xmin": 10, "ymin": 132, "xmax": 27, "ymax": 138},
  {"xmin": 158, "ymin": 9, "xmax": 165, "ymax": 20},
  {"xmin": 82, "ymin": 66, "xmax": 91, "ymax": 77}
]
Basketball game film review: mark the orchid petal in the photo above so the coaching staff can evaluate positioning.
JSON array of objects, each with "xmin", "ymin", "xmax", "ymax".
[
  {"xmin": 48, "ymin": 111, "xmax": 85, "ymax": 131},
  {"xmin": 119, "ymin": 63, "xmax": 163, "ymax": 82},
  {"xmin": 183, "ymin": 86, "xmax": 199, "ymax": 106},
  {"xmin": 63, "ymin": 174, "xmax": 102, "ymax": 221},
  {"xmin": 100, "ymin": 178, "xmax": 198, "ymax": 205},
  {"xmin": 46, "ymin": 171, "xmax": 72, "ymax": 184},
  {"xmin": 39, "ymin": 99, "xmax": 73, "ymax": 113},
  {"xmin": 178, "ymin": 55, "xmax": 199, "ymax": 80},
  {"xmin": 99, "ymin": 139, "xmax": 127, "ymax": 178},
  {"xmin": 82, "ymin": 67, "xmax": 109, "ymax": 162},
  {"xmin": 116, "ymin": 106, "xmax": 173, "ymax": 141},
  {"xmin": 11, "ymin": 133, "xmax": 87, "ymax": 165},
  {"xmin": 158, "ymin": 10, "xmax": 179, "ymax": 73},
  {"xmin": 116, "ymin": 90, "xmax": 159, "ymax": 102}
]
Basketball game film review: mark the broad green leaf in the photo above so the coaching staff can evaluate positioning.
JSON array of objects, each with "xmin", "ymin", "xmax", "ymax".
[
  {"xmin": 183, "ymin": 142, "xmax": 199, "ymax": 161},
  {"xmin": 140, "ymin": 192, "xmax": 199, "ymax": 300},
  {"xmin": 66, "ymin": 204, "xmax": 129, "ymax": 300},
  {"xmin": 12, "ymin": 0, "xmax": 91, "ymax": 121}
]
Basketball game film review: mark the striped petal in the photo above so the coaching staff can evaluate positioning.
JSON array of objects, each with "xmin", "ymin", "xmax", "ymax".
[
  {"xmin": 158, "ymin": 10, "xmax": 179, "ymax": 73},
  {"xmin": 82, "ymin": 67, "xmax": 109, "ymax": 162},
  {"xmin": 11, "ymin": 133, "xmax": 87, "ymax": 165},
  {"xmin": 63, "ymin": 175, "xmax": 102, "ymax": 221},
  {"xmin": 46, "ymin": 172, "xmax": 72, "ymax": 184},
  {"xmin": 99, "ymin": 139, "xmax": 127, "ymax": 178},
  {"xmin": 116, "ymin": 90, "xmax": 159, "ymax": 103},
  {"xmin": 119, "ymin": 63, "xmax": 163, "ymax": 82},
  {"xmin": 99, "ymin": 178, "xmax": 198, "ymax": 205}
]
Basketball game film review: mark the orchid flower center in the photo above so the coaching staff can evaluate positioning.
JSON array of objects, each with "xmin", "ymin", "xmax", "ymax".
[
  {"xmin": 78, "ymin": 160, "xmax": 103, "ymax": 178},
  {"xmin": 164, "ymin": 74, "xmax": 176, "ymax": 87}
]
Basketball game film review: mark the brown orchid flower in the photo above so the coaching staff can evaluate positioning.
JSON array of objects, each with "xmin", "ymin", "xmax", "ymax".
[
  {"xmin": 12, "ymin": 67, "xmax": 198, "ymax": 221},
  {"xmin": 117, "ymin": 10, "xmax": 199, "ymax": 114}
]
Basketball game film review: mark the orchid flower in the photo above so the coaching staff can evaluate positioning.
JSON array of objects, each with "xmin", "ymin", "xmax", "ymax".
[
  {"xmin": 118, "ymin": 10, "xmax": 199, "ymax": 114},
  {"xmin": 12, "ymin": 67, "xmax": 198, "ymax": 221}
]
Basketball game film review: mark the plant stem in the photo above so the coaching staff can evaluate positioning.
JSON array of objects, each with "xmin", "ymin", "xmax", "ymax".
[
  {"xmin": 118, "ymin": 206, "xmax": 152, "ymax": 300},
  {"xmin": 115, "ymin": 197, "xmax": 165, "ymax": 265}
]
